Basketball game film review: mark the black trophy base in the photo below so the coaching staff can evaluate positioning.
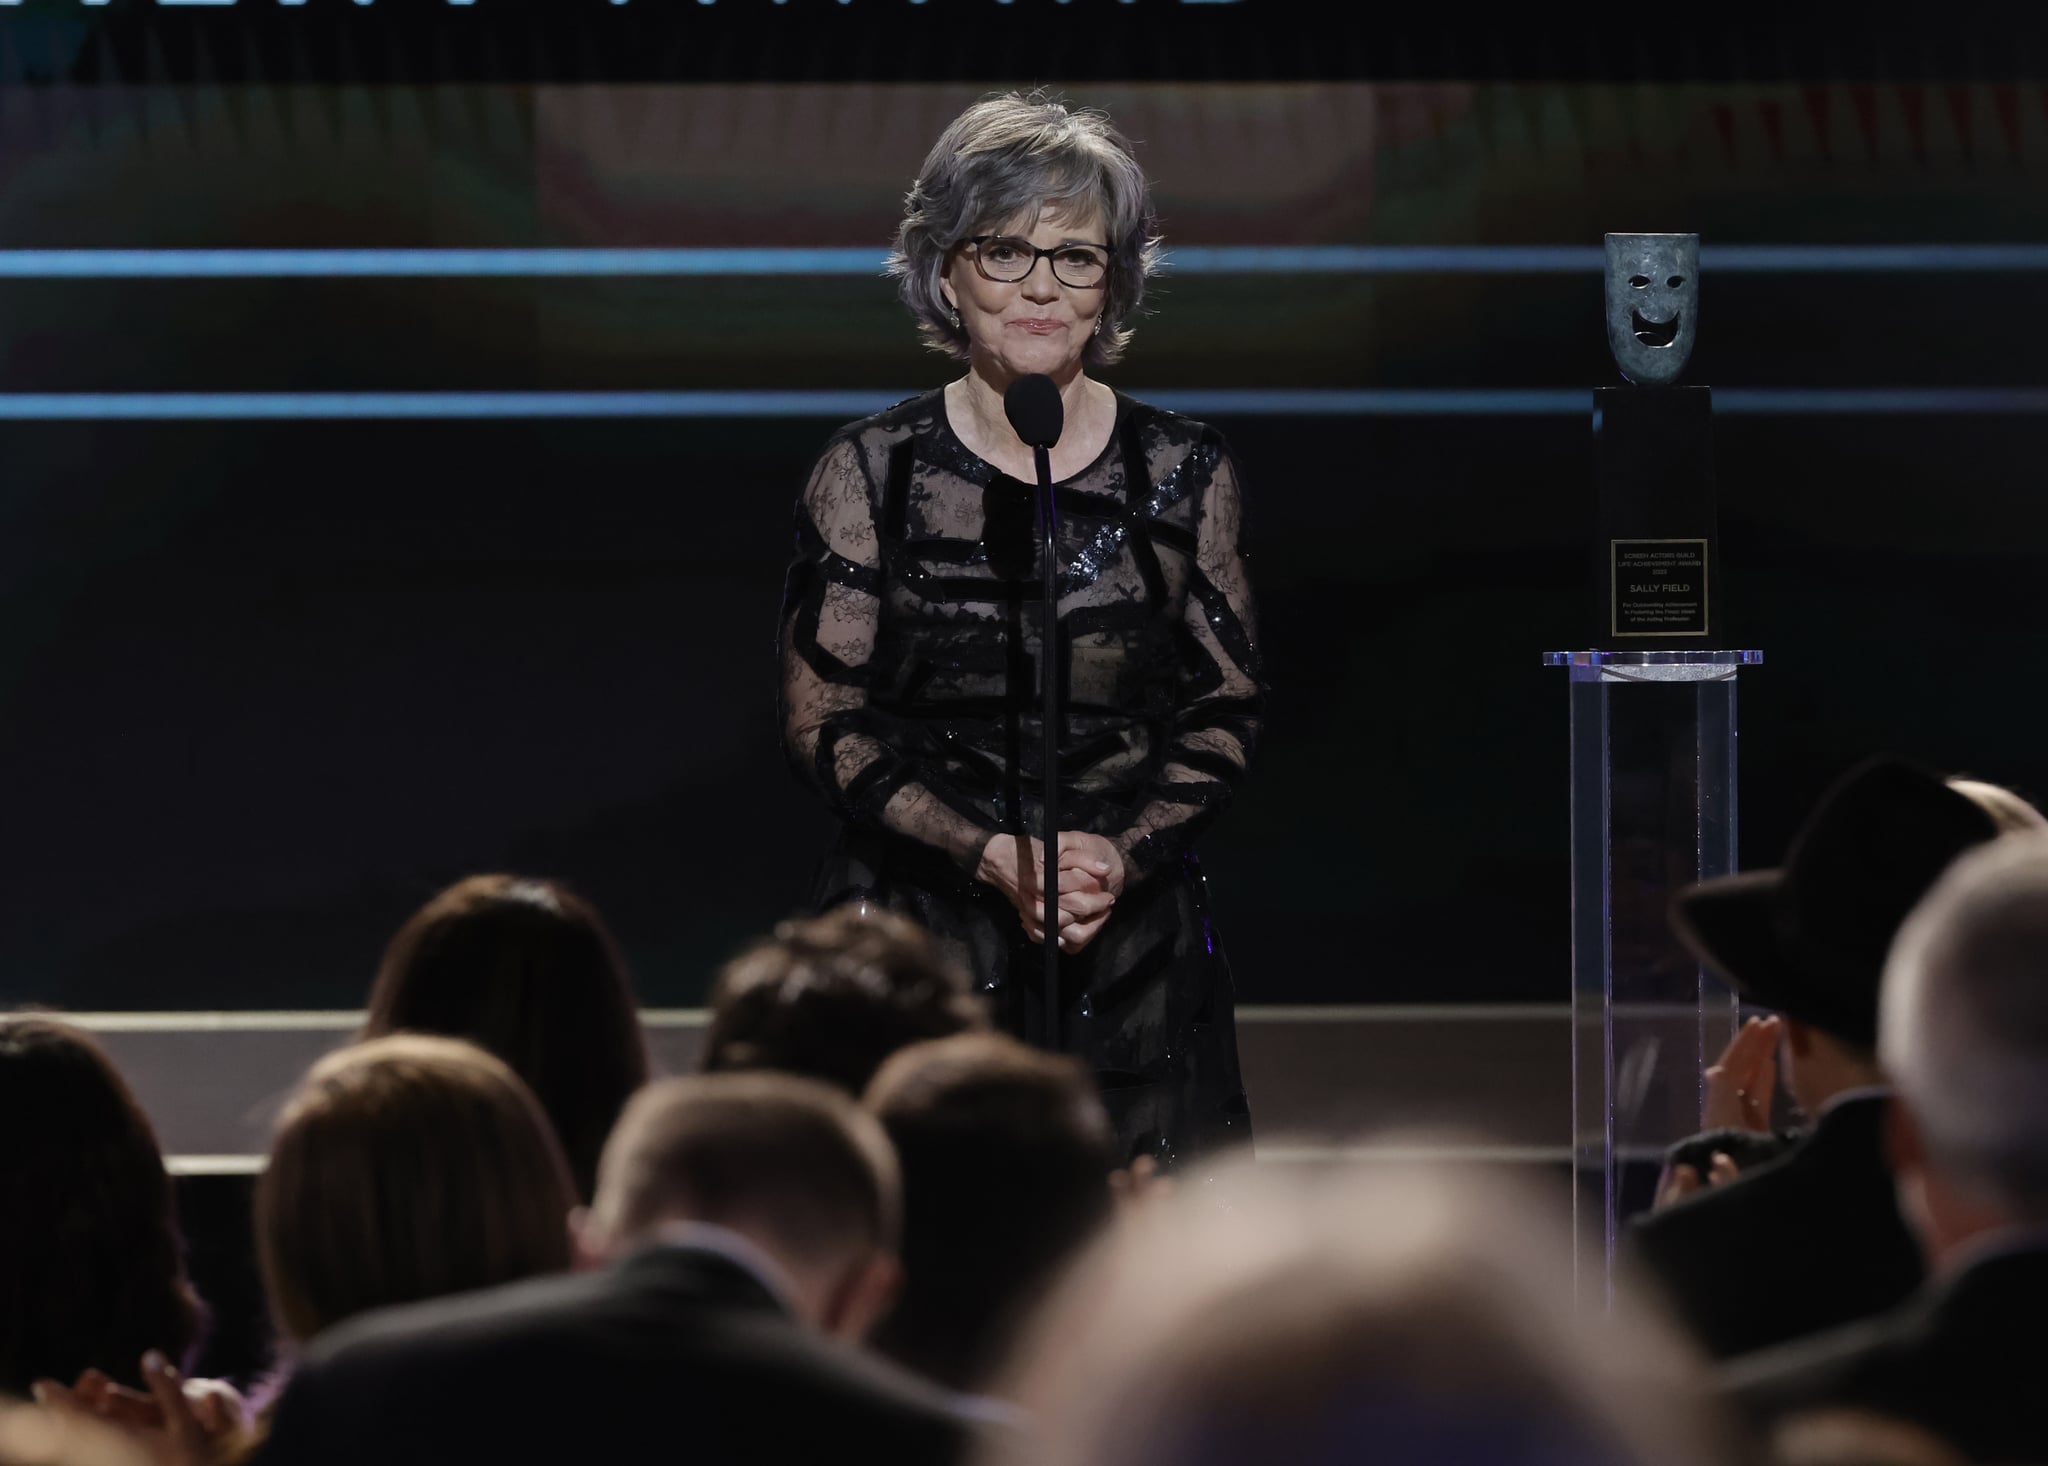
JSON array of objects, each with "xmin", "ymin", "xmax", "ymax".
[{"xmin": 1593, "ymin": 384, "xmax": 1720, "ymax": 649}]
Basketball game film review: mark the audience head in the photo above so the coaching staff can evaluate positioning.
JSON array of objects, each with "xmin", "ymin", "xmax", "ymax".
[
  {"xmin": 1945, "ymin": 776, "xmax": 2048, "ymax": 836},
  {"xmin": 1673, "ymin": 758, "xmax": 2004, "ymax": 1113},
  {"xmin": 584, "ymin": 1072, "xmax": 902, "ymax": 1342},
  {"xmin": 1769, "ymin": 1410, "xmax": 1971, "ymax": 1466},
  {"xmin": 702, "ymin": 904, "xmax": 987, "ymax": 1095},
  {"xmin": 1881, "ymin": 833, "xmax": 2048, "ymax": 1263},
  {"xmin": 0, "ymin": 1017, "xmax": 204, "ymax": 1398},
  {"xmin": 864, "ymin": 1032, "xmax": 1116, "ymax": 1391},
  {"xmin": 362, "ymin": 873, "xmax": 649, "ymax": 1201},
  {"xmin": 256, "ymin": 1034, "xmax": 576, "ymax": 1347},
  {"xmin": 990, "ymin": 1154, "xmax": 1736, "ymax": 1466}
]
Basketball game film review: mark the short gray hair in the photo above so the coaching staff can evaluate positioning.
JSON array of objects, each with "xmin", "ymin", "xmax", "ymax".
[
  {"xmin": 1882, "ymin": 832, "xmax": 2048, "ymax": 1214},
  {"xmin": 888, "ymin": 91, "xmax": 1162, "ymax": 369}
]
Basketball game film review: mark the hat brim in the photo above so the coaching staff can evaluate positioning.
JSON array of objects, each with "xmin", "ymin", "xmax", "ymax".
[
  {"xmin": 1670, "ymin": 868, "xmax": 1803, "ymax": 1014},
  {"xmin": 1670, "ymin": 870, "xmax": 1879, "ymax": 1044}
]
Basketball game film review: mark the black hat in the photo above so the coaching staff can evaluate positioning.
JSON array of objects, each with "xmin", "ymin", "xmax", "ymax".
[{"xmin": 1670, "ymin": 758, "xmax": 2001, "ymax": 1049}]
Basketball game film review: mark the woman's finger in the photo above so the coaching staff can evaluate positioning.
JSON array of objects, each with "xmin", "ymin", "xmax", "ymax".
[
  {"xmin": 1654, "ymin": 1163, "xmax": 1702, "ymax": 1210},
  {"xmin": 1709, "ymin": 1017, "xmax": 1759, "ymax": 1076},
  {"xmin": 1752, "ymin": 1017, "xmax": 1785, "ymax": 1085},
  {"xmin": 31, "ymin": 1380, "xmax": 78, "ymax": 1411},
  {"xmin": 188, "ymin": 1384, "xmax": 237, "ymax": 1437},
  {"xmin": 1058, "ymin": 889, "xmax": 1115, "ymax": 920},
  {"xmin": 141, "ymin": 1353, "xmax": 201, "ymax": 1452},
  {"xmin": 1062, "ymin": 913, "xmax": 1112, "ymax": 952},
  {"xmin": 89, "ymin": 1383, "xmax": 163, "ymax": 1431},
  {"xmin": 1054, "ymin": 839, "xmax": 1115, "ymax": 873}
]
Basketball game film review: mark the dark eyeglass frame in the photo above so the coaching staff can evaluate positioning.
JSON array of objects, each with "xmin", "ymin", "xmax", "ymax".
[{"xmin": 959, "ymin": 235, "xmax": 1115, "ymax": 289}]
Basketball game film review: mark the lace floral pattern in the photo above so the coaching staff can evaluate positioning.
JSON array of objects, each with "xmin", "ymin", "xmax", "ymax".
[
  {"xmin": 779, "ymin": 388, "xmax": 1264, "ymax": 883},
  {"xmin": 777, "ymin": 387, "xmax": 1264, "ymax": 1164}
]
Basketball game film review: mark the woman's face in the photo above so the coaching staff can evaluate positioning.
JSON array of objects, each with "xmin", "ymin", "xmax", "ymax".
[{"xmin": 940, "ymin": 204, "xmax": 1110, "ymax": 382}]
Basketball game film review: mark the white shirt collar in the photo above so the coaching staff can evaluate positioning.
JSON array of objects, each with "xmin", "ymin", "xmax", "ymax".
[{"xmin": 645, "ymin": 1219, "xmax": 803, "ymax": 1317}]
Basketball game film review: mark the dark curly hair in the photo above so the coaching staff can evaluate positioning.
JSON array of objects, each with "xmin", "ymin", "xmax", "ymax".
[{"xmin": 701, "ymin": 905, "xmax": 988, "ymax": 1095}]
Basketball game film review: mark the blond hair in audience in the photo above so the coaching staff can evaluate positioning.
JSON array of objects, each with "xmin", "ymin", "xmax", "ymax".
[{"xmin": 985, "ymin": 1149, "xmax": 1738, "ymax": 1466}]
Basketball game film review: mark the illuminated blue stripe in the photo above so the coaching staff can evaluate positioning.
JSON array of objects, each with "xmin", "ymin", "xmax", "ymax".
[
  {"xmin": 0, "ymin": 244, "xmax": 2046, "ymax": 278},
  {"xmin": 0, "ymin": 248, "xmax": 895, "ymax": 279},
  {"xmin": 1, "ymin": 388, "xmax": 2046, "ymax": 419},
  {"xmin": 0, "ymin": 391, "xmax": 908, "ymax": 419}
]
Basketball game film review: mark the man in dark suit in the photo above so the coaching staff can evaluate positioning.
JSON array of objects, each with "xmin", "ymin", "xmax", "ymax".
[
  {"xmin": 1627, "ymin": 760, "xmax": 2002, "ymax": 1358},
  {"xmin": 256, "ymin": 1071, "xmax": 984, "ymax": 1466},
  {"xmin": 1726, "ymin": 833, "xmax": 2048, "ymax": 1462}
]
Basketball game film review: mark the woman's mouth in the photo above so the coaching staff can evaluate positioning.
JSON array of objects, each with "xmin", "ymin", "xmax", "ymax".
[{"xmin": 1010, "ymin": 318, "xmax": 1067, "ymax": 335}]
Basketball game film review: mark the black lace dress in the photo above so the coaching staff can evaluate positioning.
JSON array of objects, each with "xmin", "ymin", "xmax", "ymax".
[{"xmin": 778, "ymin": 387, "xmax": 1264, "ymax": 1164}]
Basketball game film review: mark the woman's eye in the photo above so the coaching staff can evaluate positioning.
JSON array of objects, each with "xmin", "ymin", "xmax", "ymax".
[
  {"xmin": 1630, "ymin": 275, "xmax": 1650, "ymax": 288},
  {"xmin": 1667, "ymin": 275, "xmax": 1686, "ymax": 288}
]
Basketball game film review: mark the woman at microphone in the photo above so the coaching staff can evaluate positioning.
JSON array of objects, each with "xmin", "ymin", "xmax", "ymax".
[{"xmin": 778, "ymin": 92, "xmax": 1264, "ymax": 1165}]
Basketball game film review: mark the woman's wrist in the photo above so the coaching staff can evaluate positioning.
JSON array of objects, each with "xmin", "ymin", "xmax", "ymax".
[{"xmin": 974, "ymin": 832, "xmax": 1009, "ymax": 890}]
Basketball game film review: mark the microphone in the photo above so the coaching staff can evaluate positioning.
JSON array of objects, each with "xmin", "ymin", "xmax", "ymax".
[
  {"xmin": 1003, "ymin": 373, "xmax": 1064, "ymax": 450},
  {"xmin": 1002, "ymin": 372, "xmax": 1067, "ymax": 1051}
]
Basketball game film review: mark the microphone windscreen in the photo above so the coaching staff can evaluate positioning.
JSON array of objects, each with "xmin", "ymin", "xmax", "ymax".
[{"xmin": 1003, "ymin": 373, "xmax": 1065, "ymax": 450}]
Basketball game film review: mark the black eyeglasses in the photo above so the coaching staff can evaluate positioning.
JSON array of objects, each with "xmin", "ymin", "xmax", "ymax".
[{"xmin": 959, "ymin": 235, "xmax": 1113, "ymax": 289}]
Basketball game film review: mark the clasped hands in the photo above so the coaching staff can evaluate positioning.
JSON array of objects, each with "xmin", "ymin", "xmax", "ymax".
[
  {"xmin": 977, "ymin": 830, "xmax": 1125, "ymax": 954},
  {"xmin": 1652, "ymin": 1013, "xmax": 1784, "ymax": 1211}
]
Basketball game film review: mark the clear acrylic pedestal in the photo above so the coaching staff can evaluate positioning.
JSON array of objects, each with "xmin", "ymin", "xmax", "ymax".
[{"xmin": 1543, "ymin": 648, "xmax": 1763, "ymax": 1307}]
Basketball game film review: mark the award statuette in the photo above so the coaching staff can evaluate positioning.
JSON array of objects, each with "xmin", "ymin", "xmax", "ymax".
[{"xmin": 1595, "ymin": 233, "xmax": 1719, "ymax": 647}]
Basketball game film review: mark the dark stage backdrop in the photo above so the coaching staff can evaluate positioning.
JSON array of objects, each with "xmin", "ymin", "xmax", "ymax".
[{"xmin": 4, "ymin": 6, "xmax": 2048, "ymax": 1011}]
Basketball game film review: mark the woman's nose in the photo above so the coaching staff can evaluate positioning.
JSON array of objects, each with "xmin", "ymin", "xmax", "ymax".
[{"xmin": 1020, "ymin": 263, "xmax": 1061, "ymax": 303}]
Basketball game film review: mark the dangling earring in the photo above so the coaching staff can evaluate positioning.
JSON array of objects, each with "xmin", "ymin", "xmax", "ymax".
[
  {"xmin": 1093, "ymin": 315, "xmax": 1105, "ymax": 337},
  {"xmin": 949, "ymin": 306, "xmax": 961, "ymax": 330}
]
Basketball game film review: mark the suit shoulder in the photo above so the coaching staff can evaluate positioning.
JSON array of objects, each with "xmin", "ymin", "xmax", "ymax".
[
  {"xmin": 1722, "ymin": 1310, "xmax": 1906, "ymax": 1415},
  {"xmin": 305, "ymin": 1267, "xmax": 616, "ymax": 1369},
  {"xmin": 726, "ymin": 1308, "xmax": 970, "ymax": 1424}
]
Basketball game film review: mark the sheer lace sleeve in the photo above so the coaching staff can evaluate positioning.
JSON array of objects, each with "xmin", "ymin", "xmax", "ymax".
[
  {"xmin": 779, "ymin": 434, "xmax": 1000, "ymax": 872},
  {"xmin": 1113, "ymin": 439, "xmax": 1266, "ymax": 883}
]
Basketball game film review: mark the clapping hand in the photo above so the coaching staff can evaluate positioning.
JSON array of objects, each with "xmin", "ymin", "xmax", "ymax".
[
  {"xmin": 1703, "ymin": 1014, "xmax": 1783, "ymax": 1134},
  {"xmin": 977, "ymin": 831, "xmax": 1125, "ymax": 954},
  {"xmin": 1649, "ymin": 1016, "xmax": 1785, "ymax": 1212},
  {"xmin": 1652, "ymin": 1149, "xmax": 1742, "ymax": 1210},
  {"xmin": 32, "ymin": 1353, "xmax": 246, "ymax": 1466}
]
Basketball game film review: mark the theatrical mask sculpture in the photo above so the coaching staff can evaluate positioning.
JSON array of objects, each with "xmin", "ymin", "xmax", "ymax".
[{"xmin": 1605, "ymin": 234, "xmax": 1699, "ymax": 386}]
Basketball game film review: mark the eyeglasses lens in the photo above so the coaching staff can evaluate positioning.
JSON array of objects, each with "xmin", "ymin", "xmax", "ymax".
[{"xmin": 978, "ymin": 237, "xmax": 1108, "ymax": 288}]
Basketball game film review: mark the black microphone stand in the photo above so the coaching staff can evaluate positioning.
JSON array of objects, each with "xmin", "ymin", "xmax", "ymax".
[{"xmin": 1032, "ymin": 442, "xmax": 1061, "ymax": 1052}]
